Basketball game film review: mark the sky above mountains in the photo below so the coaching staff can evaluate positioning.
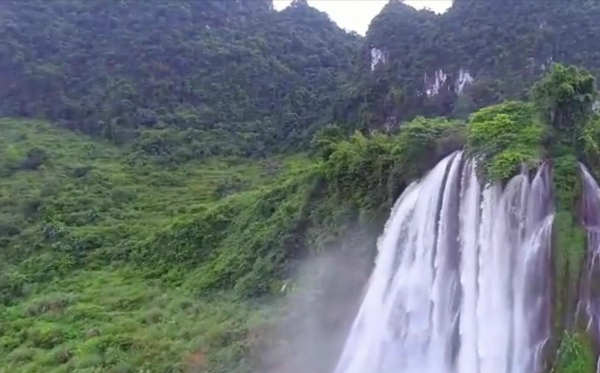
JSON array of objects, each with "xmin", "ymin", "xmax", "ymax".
[{"xmin": 273, "ymin": 0, "xmax": 452, "ymax": 35}]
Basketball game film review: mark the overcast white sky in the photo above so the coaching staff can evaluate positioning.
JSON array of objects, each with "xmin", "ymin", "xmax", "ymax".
[{"xmin": 273, "ymin": 1, "xmax": 452, "ymax": 35}]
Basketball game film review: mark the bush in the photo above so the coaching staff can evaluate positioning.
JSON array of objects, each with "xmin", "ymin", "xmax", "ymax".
[
  {"xmin": 26, "ymin": 293, "xmax": 76, "ymax": 316},
  {"xmin": 467, "ymin": 101, "xmax": 544, "ymax": 181},
  {"xmin": 28, "ymin": 323, "xmax": 64, "ymax": 349},
  {"xmin": 555, "ymin": 333, "xmax": 595, "ymax": 373},
  {"xmin": 0, "ymin": 222, "xmax": 20, "ymax": 237},
  {"xmin": 20, "ymin": 148, "xmax": 48, "ymax": 170},
  {"xmin": 324, "ymin": 117, "xmax": 465, "ymax": 211},
  {"xmin": 533, "ymin": 63, "xmax": 596, "ymax": 132}
]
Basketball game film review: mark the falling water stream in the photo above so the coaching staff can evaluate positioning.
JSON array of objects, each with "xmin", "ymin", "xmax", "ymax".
[
  {"xmin": 334, "ymin": 151, "xmax": 554, "ymax": 373},
  {"xmin": 578, "ymin": 164, "xmax": 600, "ymax": 372}
]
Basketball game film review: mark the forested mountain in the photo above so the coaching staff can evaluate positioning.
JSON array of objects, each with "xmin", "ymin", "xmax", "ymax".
[
  {"xmin": 0, "ymin": 0, "xmax": 359, "ymax": 157},
  {"xmin": 339, "ymin": 0, "xmax": 600, "ymax": 129},
  {"xmin": 5, "ymin": 1, "xmax": 600, "ymax": 373},
  {"xmin": 5, "ymin": 0, "xmax": 600, "ymax": 150}
]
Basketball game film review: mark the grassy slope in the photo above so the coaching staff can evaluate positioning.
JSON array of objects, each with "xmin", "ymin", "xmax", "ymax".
[
  {"xmin": 0, "ymin": 118, "xmax": 311, "ymax": 372},
  {"xmin": 1, "ymin": 270, "xmax": 272, "ymax": 373},
  {"xmin": 0, "ymin": 116, "xmax": 468, "ymax": 373}
]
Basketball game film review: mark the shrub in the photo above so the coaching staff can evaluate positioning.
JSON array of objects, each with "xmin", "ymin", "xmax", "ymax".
[
  {"xmin": 467, "ymin": 101, "xmax": 544, "ymax": 181},
  {"xmin": 555, "ymin": 333, "xmax": 595, "ymax": 373},
  {"xmin": 0, "ymin": 222, "xmax": 20, "ymax": 237},
  {"xmin": 324, "ymin": 117, "xmax": 465, "ymax": 211},
  {"xmin": 28, "ymin": 323, "xmax": 64, "ymax": 349},
  {"xmin": 533, "ymin": 63, "xmax": 596, "ymax": 132},
  {"xmin": 20, "ymin": 148, "xmax": 48, "ymax": 170}
]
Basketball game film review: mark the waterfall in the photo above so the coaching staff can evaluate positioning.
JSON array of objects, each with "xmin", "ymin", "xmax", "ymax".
[
  {"xmin": 333, "ymin": 151, "xmax": 554, "ymax": 373},
  {"xmin": 578, "ymin": 164, "xmax": 600, "ymax": 371}
]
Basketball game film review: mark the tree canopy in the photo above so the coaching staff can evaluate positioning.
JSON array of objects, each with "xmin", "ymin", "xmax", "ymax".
[
  {"xmin": 0, "ymin": 0, "xmax": 359, "ymax": 157},
  {"xmin": 338, "ymin": 0, "xmax": 600, "ymax": 130}
]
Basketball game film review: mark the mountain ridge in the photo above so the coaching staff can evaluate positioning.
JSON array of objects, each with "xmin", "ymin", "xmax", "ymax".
[{"xmin": 339, "ymin": 0, "xmax": 600, "ymax": 129}]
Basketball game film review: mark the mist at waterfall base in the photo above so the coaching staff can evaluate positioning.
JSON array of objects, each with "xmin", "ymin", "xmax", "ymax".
[
  {"xmin": 259, "ymin": 243, "xmax": 375, "ymax": 373},
  {"xmin": 334, "ymin": 151, "xmax": 555, "ymax": 373}
]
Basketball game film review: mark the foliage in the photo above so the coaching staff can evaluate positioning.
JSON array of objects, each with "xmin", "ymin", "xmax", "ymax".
[
  {"xmin": 467, "ymin": 101, "xmax": 544, "ymax": 181},
  {"xmin": 554, "ymin": 332, "xmax": 596, "ymax": 373},
  {"xmin": 3, "ymin": 1, "xmax": 600, "ymax": 366},
  {"xmin": 552, "ymin": 210, "xmax": 586, "ymax": 333},
  {"xmin": 338, "ymin": 0, "xmax": 600, "ymax": 129},
  {"xmin": 580, "ymin": 115, "xmax": 600, "ymax": 177},
  {"xmin": 553, "ymin": 154, "xmax": 582, "ymax": 210},
  {"xmin": 533, "ymin": 64, "xmax": 596, "ymax": 138},
  {"xmin": 0, "ymin": 118, "xmax": 318, "ymax": 371},
  {"xmin": 0, "ymin": 0, "xmax": 359, "ymax": 156},
  {"xmin": 0, "ymin": 269, "xmax": 271, "ymax": 373},
  {"xmin": 0, "ymin": 115, "xmax": 472, "ymax": 371},
  {"xmin": 536, "ymin": 64, "xmax": 598, "ymax": 349},
  {"xmin": 323, "ymin": 117, "xmax": 465, "ymax": 212},
  {"xmin": 137, "ymin": 168, "xmax": 320, "ymax": 297}
]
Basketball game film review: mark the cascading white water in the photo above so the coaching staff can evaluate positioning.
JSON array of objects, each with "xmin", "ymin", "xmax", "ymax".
[
  {"xmin": 578, "ymin": 164, "xmax": 600, "ymax": 371},
  {"xmin": 334, "ymin": 151, "xmax": 554, "ymax": 373}
]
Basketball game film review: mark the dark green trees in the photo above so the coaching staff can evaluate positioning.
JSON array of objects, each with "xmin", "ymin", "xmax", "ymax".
[
  {"xmin": 0, "ymin": 0, "xmax": 359, "ymax": 156},
  {"xmin": 341, "ymin": 0, "xmax": 600, "ymax": 130},
  {"xmin": 533, "ymin": 64, "xmax": 596, "ymax": 135},
  {"xmin": 467, "ymin": 101, "xmax": 543, "ymax": 181}
]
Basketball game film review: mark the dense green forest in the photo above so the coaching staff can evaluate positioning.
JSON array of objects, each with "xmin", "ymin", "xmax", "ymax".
[
  {"xmin": 0, "ymin": 0, "xmax": 359, "ymax": 156},
  {"xmin": 4, "ymin": 0, "xmax": 600, "ymax": 372},
  {"xmin": 339, "ymin": 0, "xmax": 600, "ymax": 129}
]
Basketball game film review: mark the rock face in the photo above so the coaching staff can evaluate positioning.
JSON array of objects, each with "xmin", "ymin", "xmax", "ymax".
[
  {"xmin": 370, "ymin": 48, "xmax": 386, "ymax": 71},
  {"xmin": 338, "ymin": 0, "xmax": 600, "ymax": 130}
]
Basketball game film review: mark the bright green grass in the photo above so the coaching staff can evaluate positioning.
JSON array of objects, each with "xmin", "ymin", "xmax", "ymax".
[
  {"xmin": 0, "ymin": 118, "xmax": 287, "ymax": 247},
  {"xmin": 0, "ymin": 118, "xmax": 313, "ymax": 261},
  {"xmin": 0, "ymin": 268, "xmax": 273, "ymax": 373}
]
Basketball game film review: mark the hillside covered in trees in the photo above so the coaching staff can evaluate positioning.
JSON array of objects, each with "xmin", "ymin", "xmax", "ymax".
[
  {"xmin": 4, "ymin": 1, "xmax": 600, "ymax": 373},
  {"xmin": 5, "ymin": 0, "xmax": 600, "ymax": 149},
  {"xmin": 0, "ymin": 0, "xmax": 359, "ymax": 157},
  {"xmin": 339, "ymin": 0, "xmax": 600, "ymax": 129}
]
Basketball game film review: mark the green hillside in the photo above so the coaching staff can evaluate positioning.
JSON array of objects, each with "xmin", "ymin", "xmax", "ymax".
[
  {"xmin": 0, "ymin": 0, "xmax": 359, "ymax": 155},
  {"xmin": 0, "ymin": 112, "xmax": 467, "ymax": 372},
  {"xmin": 0, "ymin": 118, "xmax": 313, "ymax": 372},
  {"xmin": 4, "ymin": 0, "xmax": 600, "ymax": 372},
  {"xmin": 339, "ymin": 0, "xmax": 600, "ymax": 129}
]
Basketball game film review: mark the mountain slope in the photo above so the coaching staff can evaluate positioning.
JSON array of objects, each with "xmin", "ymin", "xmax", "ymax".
[
  {"xmin": 0, "ymin": 117, "xmax": 319, "ymax": 372},
  {"xmin": 0, "ymin": 113, "xmax": 465, "ymax": 372},
  {"xmin": 339, "ymin": 0, "xmax": 600, "ymax": 129},
  {"xmin": 0, "ymin": 0, "xmax": 359, "ymax": 155}
]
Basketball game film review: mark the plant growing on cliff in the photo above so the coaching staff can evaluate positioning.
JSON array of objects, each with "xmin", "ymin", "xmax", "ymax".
[
  {"xmin": 533, "ymin": 63, "xmax": 597, "ymax": 147},
  {"xmin": 467, "ymin": 101, "xmax": 544, "ymax": 181}
]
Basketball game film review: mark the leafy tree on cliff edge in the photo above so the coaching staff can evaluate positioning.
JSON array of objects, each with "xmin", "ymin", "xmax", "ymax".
[{"xmin": 533, "ymin": 63, "xmax": 596, "ymax": 134}]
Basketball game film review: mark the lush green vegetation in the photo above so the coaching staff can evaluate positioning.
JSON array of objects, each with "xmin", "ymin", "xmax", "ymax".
[
  {"xmin": 339, "ymin": 0, "xmax": 600, "ymax": 129},
  {"xmin": 4, "ymin": 63, "xmax": 600, "ymax": 372},
  {"xmin": 467, "ymin": 101, "xmax": 544, "ymax": 181},
  {"xmin": 1, "ymin": 0, "xmax": 359, "ymax": 156},
  {"xmin": 323, "ymin": 117, "xmax": 465, "ymax": 212},
  {"xmin": 0, "ymin": 118, "xmax": 293, "ymax": 302},
  {"xmin": 533, "ymin": 64, "xmax": 596, "ymax": 136},
  {"xmin": 555, "ymin": 333, "xmax": 596, "ymax": 373},
  {"xmin": 3, "ymin": 0, "xmax": 600, "ymax": 369},
  {"xmin": 0, "ymin": 114, "xmax": 468, "ymax": 372},
  {"xmin": 460, "ymin": 63, "xmax": 600, "ymax": 371},
  {"xmin": 533, "ymin": 65, "xmax": 598, "ymax": 348},
  {"xmin": 0, "ymin": 270, "xmax": 270, "ymax": 373},
  {"xmin": 0, "ymin": 118, "xmax": 314, "ymax": 372}
]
